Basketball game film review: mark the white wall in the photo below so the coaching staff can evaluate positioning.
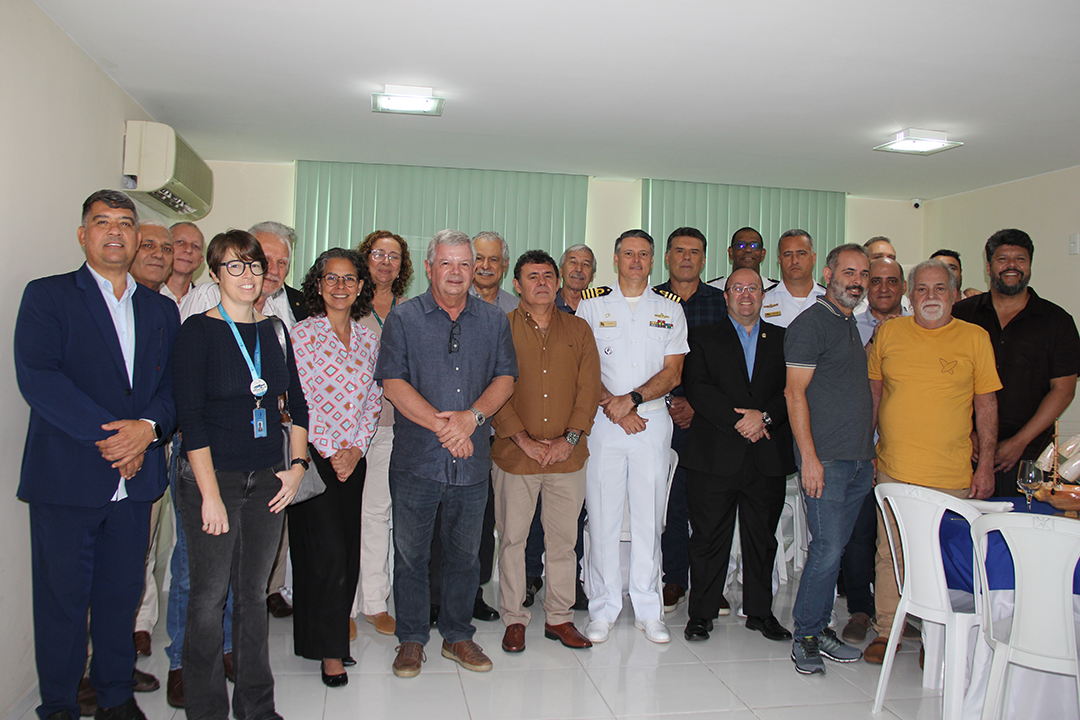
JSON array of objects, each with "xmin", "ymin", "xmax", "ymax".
[
  {"xmin": 584, "ymin": 179, "xmax": 642, "ymax": 287},
  {"xmin": 845, "ymin": 197, "xmax": 925, "ymax": 260},
  {"xmin": 0, "ymin": 1, "xmax": 153, "ymax": 714}
]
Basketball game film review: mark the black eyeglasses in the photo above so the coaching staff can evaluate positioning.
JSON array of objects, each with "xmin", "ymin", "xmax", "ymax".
[
  {"xmin": 449, "ymin": 320, "xmax": 461, "ymax": 354},
  {"xmin": 733, "ymin": 242, "xmax": 763, "ymax": 251},
  {"xmin": 321, "ymin": 273, "xmax": 359, "ymax": 287},
  {"xmin": 219, "ymin": 260, "xmax": 266, "ymax": 276}
]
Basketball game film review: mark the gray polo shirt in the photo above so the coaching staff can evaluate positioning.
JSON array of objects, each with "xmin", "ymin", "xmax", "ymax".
[
  {"xmin": 375, "ymin": 289, "xmax": 518, "ymax": 486},
  {"xmin": 784, "ymin": 296, "xmax": 875, "ymax": 463}
]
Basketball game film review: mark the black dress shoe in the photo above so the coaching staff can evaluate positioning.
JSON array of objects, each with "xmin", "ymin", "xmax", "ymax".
[
  {"xmin": 473, "ymin": 594, "xmax": 500, "ymax": 622},
  {"xmin": 430, "ymin": 604, "xmax": 440, "ymax": 626},
  {"xmin": 341, "ymin": 655, "xmax": 356, "ymax": 667},
  {"xmin": 321, "ymin": 662, "xmax": 348, "ymax": 688},
  {"xmin": 131, "ymin": 668, "xmax": 159, "ymax": 693},
  {"xmin": 46, "ymin": 712, "xmax": 72, "ymax": 720},
  {"xmin": 745, "ymin": 614, "xmax": 793, "ymax": 641},
  {"xmin": 94, "ymin": 697, "xmax": 146, "ymax": 720},
  {"xmin": 523, "ymin": 576, "xmax": 543, "ymax": 608},
  {"xmin": 684, "ymin": 618, "xmax": 713, "ymax": 641},
  {"xmin": 572, "ymin": 579, "xmax": 589, "ymax": 611},
  {"xmin": 266, "ymin": 592, "xmax": 293, "ymax": 618}
]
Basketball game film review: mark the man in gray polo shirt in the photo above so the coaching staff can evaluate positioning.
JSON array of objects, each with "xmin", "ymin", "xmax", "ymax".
[
  {"xmin": 784, "ymin": 243, "xmax": 875, "ymax": 675},
  {"xmin": 375, "ymin": 229, "xmax": 518, "ymax": 678}
]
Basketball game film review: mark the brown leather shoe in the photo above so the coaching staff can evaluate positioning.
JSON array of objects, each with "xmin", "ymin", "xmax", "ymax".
[
  {"xmin": 392, "ymin": 642, "xmax": 426, "ymax": 678},
  {"xmin": 501, "ymin": 623, "xmax": 526, "ymax": 653},
  {"xmin": 544, "ymin": 622, "xmax": 593, "ymax": 649},
  {"xmin": 131, "ymin": 668, "xmax": 159, "ymax": 692},
  {"xmin": 222, "ymin": 651, "xmax": 235, "ymax": 683},
  {"xmin": 841, "ymin": 612, "xmax": 873, "ymax": 644},
  {"xmin": 77, "ymin": 677, "xmax": 97, "ymax": 717},
  {"xmin": 166, "ymin": 669, "xmax": 183, "ymax": 709},
  {"xmin": 662, "ymin": 583, "xmax": 685, "ymax": 613},
  {"xmin": 365, "ymin": 612, "xmax": 396, "ymax": 635},
  {"xmin": 266, "ymin": 592, "xmax": 293, "ymax": 618},
  {"xmin": 441, "ymin": 639, "xmax": 493, "ymax": 672},
  {"xmin": 864, "ymin": 636, "xmax": 897, "ymax": 664},
  {"xmin": 133, "ymin": 631, "xmax": 152, "ymax": 657}
]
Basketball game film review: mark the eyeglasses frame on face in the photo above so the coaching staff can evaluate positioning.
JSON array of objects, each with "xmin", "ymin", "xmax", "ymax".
[
  {"xmin": 370, "ymin": 249, "xmax": 402, "ymax": 263},
  {"xmin": 449, "ymin": 320, "xmax": 461, "ymax": 354},
  {"xmin": 218, "ymin": 260, "xmax": 266, "ymax": 277},
  {"xmin": 733, "ymin": 242, "xmax": 763, "ymax": 251},
  {"xmin": 728, "ymin": 284, "xmax": 762, "ymax": 296},
  {"xmin": 321, "ymin": 273, "xmax": 359, "ymax": 287}
]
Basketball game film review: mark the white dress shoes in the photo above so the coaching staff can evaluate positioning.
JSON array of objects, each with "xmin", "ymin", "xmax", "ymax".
[
  {"xmin": 584, "ymin": 620, "xmax": 612, "ymax": 643},
  {"xmin": 635, "ymin": 618, "xmax": 671, "ymax": 643}
]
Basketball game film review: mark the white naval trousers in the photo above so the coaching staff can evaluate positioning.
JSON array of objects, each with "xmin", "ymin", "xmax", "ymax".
[{"xmin": 585, "ymin": 402, "xmax": 672, "ymax": 624}]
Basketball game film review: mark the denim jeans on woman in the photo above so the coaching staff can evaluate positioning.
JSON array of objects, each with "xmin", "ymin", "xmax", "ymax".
[
  {"xmin": 178, "ymin": 458, "xmax": 284, "ymax": 720},
  {"xmin": 792, "ymin": 459, "xmax": 874, "ymax": 638}
]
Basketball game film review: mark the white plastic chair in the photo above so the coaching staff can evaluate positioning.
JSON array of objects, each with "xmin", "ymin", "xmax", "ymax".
[
  {"xmin": 971, "ymin": 513, "xmax": 1080, "ymax": 720},
  {"xmin": 872, "ymin": 484, "xmax": 983, "ymax": 719}
]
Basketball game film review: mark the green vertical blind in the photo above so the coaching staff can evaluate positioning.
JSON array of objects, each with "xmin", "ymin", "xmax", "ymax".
[
  {"xmin": 294, "ymin": 160, "xmax": 589, "ymax": 293},
  {"xmin": 641, "ymin": 179, "xmax": 846, "ymax": 283}
]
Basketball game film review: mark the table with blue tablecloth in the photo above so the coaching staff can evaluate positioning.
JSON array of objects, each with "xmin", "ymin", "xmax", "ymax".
[{"xmin": 928, "ymin": 496, "xmax": 1080, "ymax": 720}]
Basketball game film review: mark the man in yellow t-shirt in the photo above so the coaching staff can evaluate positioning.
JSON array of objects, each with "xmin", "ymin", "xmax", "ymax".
[{"xmin": 862, "ymin": 259, "xmax": 1001, "ymax": 663}]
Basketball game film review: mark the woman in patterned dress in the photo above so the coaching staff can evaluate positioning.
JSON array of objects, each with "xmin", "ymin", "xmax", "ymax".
[{"xmin": 287, "ymin": 248, "xmax": 381, "ymax": 687}]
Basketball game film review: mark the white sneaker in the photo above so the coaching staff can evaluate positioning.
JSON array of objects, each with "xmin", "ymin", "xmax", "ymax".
[
  {"xmin": 635, "ymin": 619, "xmax": 671, "ymax": 644},
  {"xmin": 585, "ymin": 620, "xmax": 612, "ymax": 643}
]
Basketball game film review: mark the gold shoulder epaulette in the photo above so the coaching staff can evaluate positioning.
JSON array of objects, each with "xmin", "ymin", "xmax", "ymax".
[
  {"xmin": 581, "ymin": 286, "xmax": 612, "ymax": 300},
  {"xmin": 652, "ymin": 287, "xmax": 680, "ymax": 302}
]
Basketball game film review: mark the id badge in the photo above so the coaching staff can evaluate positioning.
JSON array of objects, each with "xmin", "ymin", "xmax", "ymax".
[{"xmin": 252, "ymin": 407, "xmax": 267, "ymax": 438}]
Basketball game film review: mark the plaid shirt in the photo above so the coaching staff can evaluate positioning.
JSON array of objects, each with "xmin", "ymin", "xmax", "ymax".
[{"xmin": 655, "ymin": 280, "xmax": 727, "ymax": 397}]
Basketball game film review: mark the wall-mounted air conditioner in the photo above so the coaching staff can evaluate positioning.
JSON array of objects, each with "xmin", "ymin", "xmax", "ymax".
[{"xmin": 123, "ymin": 120, "xmax": 214, "ymax": 220}]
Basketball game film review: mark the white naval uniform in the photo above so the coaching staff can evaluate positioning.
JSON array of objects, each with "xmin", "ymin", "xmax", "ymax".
[
  {"xmin": 759, "ymin": 280, "xmax": 826, "ymax": 328},
  {"xmin": 577, "ymin": 284, "xmax": 689, "ymax": 623}
]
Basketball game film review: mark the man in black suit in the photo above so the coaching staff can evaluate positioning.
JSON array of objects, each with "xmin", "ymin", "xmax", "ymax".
[{"xmin": 680, "ymin": 267, "xmax": 796, "ymax": 642}]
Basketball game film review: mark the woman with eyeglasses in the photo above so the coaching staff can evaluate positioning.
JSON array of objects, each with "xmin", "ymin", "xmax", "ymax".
[
  {"xmin": 173, "ymin": 229, "xmax": 309, "ymax": 720},
  {"xmin": 288, "ymin": 248, "xmax": 381, "ymax": 686},
  {"xmin": 349, "ymin": 231, "xmax": 414, "ymax": 637}
]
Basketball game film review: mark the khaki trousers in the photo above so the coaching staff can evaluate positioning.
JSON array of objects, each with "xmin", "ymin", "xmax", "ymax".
[
  {"xmin": 873, "ymin": 470, "xmax": 969, "ymax": 635},
  {"xmin": 493, "ymin": 466, "xmax": 586, "ymax": 627}
]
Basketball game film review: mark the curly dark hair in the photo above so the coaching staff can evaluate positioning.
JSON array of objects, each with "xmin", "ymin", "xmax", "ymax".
[
  {"xmin": 356, "ymin": 230, "xmax": 413, "ymax": 298},
  {"xmin": 301, "ymin": 248, "xmax": 374, "ymax": 320}
]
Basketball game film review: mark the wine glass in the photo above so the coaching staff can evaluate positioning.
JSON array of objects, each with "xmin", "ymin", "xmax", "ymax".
[{"xmin": 1016, "ymin": 459, "xmax": 1043, "ymax": 512}]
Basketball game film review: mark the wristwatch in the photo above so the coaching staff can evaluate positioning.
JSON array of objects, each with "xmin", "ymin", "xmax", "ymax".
[
  {"xmin": 469, "ymin": 407, "xmax": 486, "ymax": 426},
  {"xmin": 761, "ymin": 411, "xmax": 773, "ymax": 427},
  {"xmin": 629, "ymin": 391, "xmax": 644, "ymax": 408},
  {"xmin": 290, "ymin": 457, "xmax": 310, "ymax": 471},
  {"xmin": 564, "ymin": 430, "xmax": 581, "ymax": 446}
]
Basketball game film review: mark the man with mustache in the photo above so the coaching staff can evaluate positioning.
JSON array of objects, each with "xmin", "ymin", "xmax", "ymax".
[
  {"xmin": 707, "ymin": 227, "xmax": 778, "ymax": 290},
  {"xmin": 953, "ymin": 229, "xmax": 1080, "ymax": 497},
  {"xmin": 785, "ymin": 244, "xmax": 875, "ymax": 675},
  {"xmin": 654, "ymin": 228, "xmax": 726, "ymax": 614},
  {"xmin": 854, "ymin": 258, "xmax": 908, "ymax": 347},
  {"xmin": 863, "ymin": 259, "xmax": 1001, "ymax": 664},
  {"xmin": 555, "ymin": 244, "xmax": 595, "ymax": 315},
  {"xmin": 760, "ymin": 230, "xmax": 825, "ymax": 328}
]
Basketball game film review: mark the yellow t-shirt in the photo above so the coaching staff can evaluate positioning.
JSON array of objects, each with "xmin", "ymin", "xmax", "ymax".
[{"xmin": 868, "ymin": 316, "xmax": 1002, "ymax": 489}]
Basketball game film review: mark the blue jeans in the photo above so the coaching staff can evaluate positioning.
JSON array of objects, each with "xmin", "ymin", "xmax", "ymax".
[
  {"xmin": 165, "ymin": 442, "xmax": 232, "ymax": 671},
  {"xmin": 391, "ymin": 470, "xmax": 487, "ymax": 645},
  {"xmin": 792, "ymin": 459, "xmax": 874, "ymax": 638}
]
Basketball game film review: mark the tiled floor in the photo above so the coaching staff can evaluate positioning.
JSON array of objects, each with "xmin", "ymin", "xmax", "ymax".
[{"xmin": 19, "ymin": 575, "xmax": 946, "ymax": 720}]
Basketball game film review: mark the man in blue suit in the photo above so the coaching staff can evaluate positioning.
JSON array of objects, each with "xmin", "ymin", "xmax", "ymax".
[{"xmin": 15, "ymin": 190, "xmax": 180, "ymax": 720}]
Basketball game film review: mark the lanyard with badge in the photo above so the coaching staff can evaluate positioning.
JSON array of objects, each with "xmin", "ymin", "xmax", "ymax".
[{"xmin": 218, "ymin": 303, "xmax": 269, "ymax": 438}]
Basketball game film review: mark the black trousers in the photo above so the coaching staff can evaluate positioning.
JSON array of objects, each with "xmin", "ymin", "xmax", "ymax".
[
  {"xmin": 288, "ymin": 445, "xmax": 365, "ymax": 660},
  {"xmin": 686, "ymin": 456, "xmax": 786, "ymax": 620}
]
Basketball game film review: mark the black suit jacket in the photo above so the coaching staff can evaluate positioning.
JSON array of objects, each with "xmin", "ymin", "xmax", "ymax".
[
  {"xmin": 285, "ymin": 283, "xmax": 309, "ymax": 322},
  {"xmin": 680, "ymin": 317, "xmax": 795, "ymax": 478}
]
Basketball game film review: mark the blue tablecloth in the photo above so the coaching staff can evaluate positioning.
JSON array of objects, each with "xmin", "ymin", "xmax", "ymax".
[{"xmin": 939, "ymin": 496, "xmax": 1080, "ymax": 593}]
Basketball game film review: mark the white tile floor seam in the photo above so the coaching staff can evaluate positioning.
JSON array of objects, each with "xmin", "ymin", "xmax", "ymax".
[{"xmin": 17, "ymin": 573, "xmax": 950, "ymax": 720}]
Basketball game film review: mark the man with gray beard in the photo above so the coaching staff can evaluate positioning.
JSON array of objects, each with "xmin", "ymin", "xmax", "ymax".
[
  {"xmin": 953, "ymin": 229, "xmax": 1080, "ymax": 497},
  {"xmin": 785, "ymin": 244, "xmax": 875, "ymax": 675}
]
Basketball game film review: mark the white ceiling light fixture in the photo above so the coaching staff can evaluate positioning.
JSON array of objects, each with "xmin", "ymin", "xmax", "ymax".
[
  {"xmin": 371, "ymin": 84, "xmax": 444, "ymax": 116},
  {"xmin": 873, "ymin": 128, "xmax": 963, "ymax": 156}
]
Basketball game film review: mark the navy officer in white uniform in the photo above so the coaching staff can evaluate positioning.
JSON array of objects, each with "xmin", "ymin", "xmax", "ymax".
[
  {"xmin": 760, "ymin": 229, "xmax": 826, "ymax": 328},
  {"xmin": 577, "ymin": 229, "xmax": 688, "ymax": 644}
]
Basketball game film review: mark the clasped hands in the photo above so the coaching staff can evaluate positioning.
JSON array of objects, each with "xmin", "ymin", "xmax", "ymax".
[
  {"xmin": 96, "ymin": 419, "xmax": 155, "ymax": 479},
  {"xmin": 600, "ymin": 393, "xmax": 647, "ymax": 435},
  {"xmin": 734, "ymin": 408, "xmax": 769, "ymax": 443},
  {"xmin": 434, "ymin": 410, "xmax": 476, "ymax": 458}
]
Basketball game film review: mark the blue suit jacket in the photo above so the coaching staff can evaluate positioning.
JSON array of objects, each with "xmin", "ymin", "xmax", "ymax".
[{"xmin": 15, "ymin": 263, "xmax": 180, "ymax": 507}]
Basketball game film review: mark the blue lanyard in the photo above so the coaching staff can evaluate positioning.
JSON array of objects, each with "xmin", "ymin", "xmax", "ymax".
[{"xmin": 217, "ymin": 303, "xmax": 265, "ymax": 397}]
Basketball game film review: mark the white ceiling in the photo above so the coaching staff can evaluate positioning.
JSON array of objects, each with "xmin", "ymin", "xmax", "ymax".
[{"xmin": 35, "ymin": 0, "xmax": 1080, "ymax": 201}]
